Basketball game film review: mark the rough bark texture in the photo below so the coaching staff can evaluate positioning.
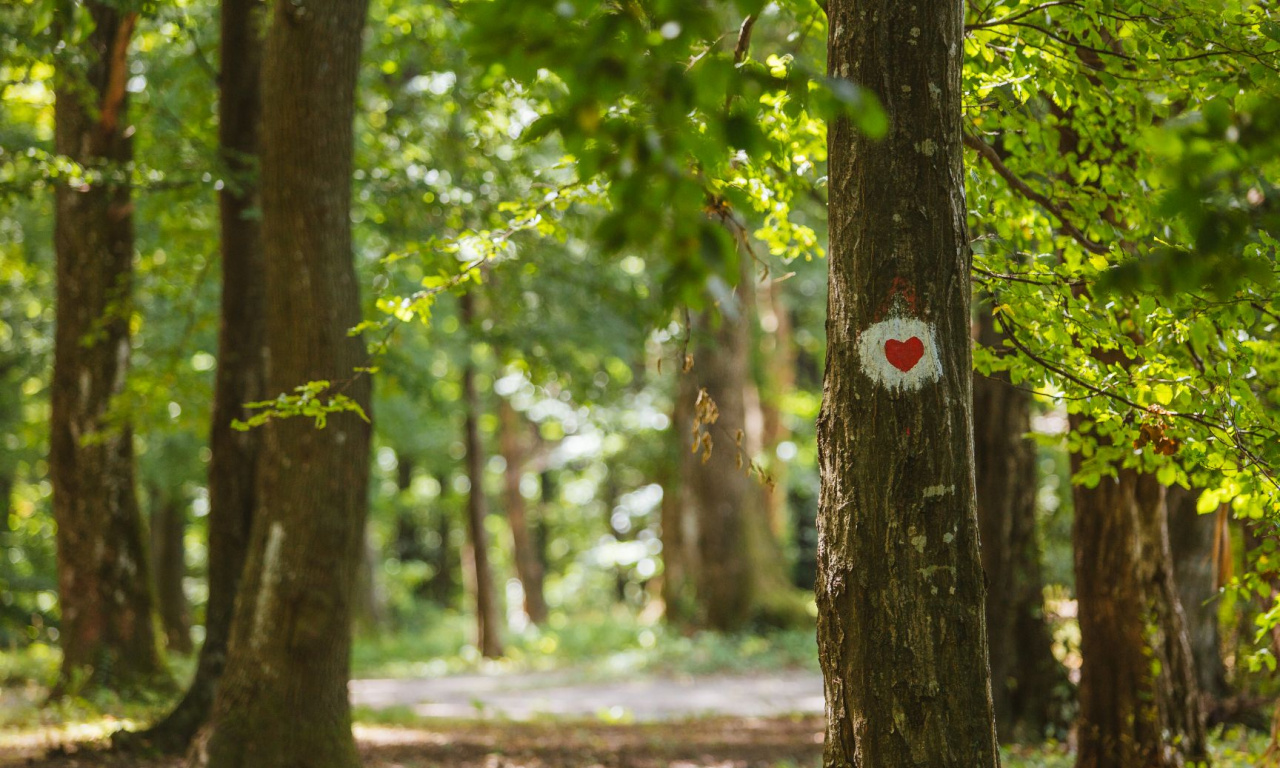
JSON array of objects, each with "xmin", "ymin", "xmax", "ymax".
[
  {"xmin": 461, "ymin": 291, "xmax": 504, "ymax": 658},
  {"xmin": 1071, "ymin": 460, "xmax": 1207, "ymax": 768},
  {"xmin": 498, "ymin": 400, "xmax": 548, "ymax": 625},
  {"xmin": 135, "ymin": 0, "xmax": 266, "ymax": 749},
  {"xmin": 817, "ymin": 1, "xmax": 1000, "ymax": 765},
  {"xmin": 684, "ymin": 305, "xmax": 754, "ymax": 631},
  {"xmin": 200, "ymin": 0, "xmax": 371, "ymax": 762},
  {"xmin": 149, "ymin": 488, "xmax": 192, "ymax": 654},
  {"xmin": 973, "ymin": 311, "xmax": 1066, "ymax": 743},
  {"xmin": 1166, "ymin": 486, "xmax": 1230, "ymax": 703},
  {"xmin": 50, "ymin": 2, "xmax": 167, "ymax": 696}
]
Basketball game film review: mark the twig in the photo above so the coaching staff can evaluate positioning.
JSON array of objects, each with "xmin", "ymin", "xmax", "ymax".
[{"xmin": 964, "ymin": 131, "xmax": 1110, "ymax": 255}]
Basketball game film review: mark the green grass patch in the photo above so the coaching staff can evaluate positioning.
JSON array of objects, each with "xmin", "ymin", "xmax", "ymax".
[{"xmin": 351, "ymin": 606, "xmax": 819, "ymax": 680}]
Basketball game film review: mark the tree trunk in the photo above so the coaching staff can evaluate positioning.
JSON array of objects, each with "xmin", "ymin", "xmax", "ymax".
[
  {"xmin": 682, "ymin": 306, "xmax": 756, "ymax": 631},
  {"xmin": 758, "ymin": 279, "xmax": 795, "ymax": 540},
  {"xmin": 201, "ymin": 0, "xmax": 372, "ymax": 762},
  {"xmin": 1071, "ymin": 460, "xmax": 1207, "ymax": 768},
  {"xmin": 498, "ymin": 400, "xmax": 548, "ymax": 625},
  {"xmin": 973, "ymin": 310, "xmax": 1067, "ymax": 743},
  {"xmin": 659, "ymin": 383, "xmax": 697, "ymax": 624},
  {"xmin": 679, "ymin": 249, "xmax": 806, "ymax": 631},
  {"xmin": 129, "ymin": 0, "xmax": 267, "ymax": 751},
  {"xmin": 150, "ymin": 487, "xmax": 192, "ymax": 654},
  {"xmin": 1166, "ymin": 486, "xmax": 1230, "ymax": 704},
  {"xmin": 50, "ymin": 2, "xmax": 167, "ymax": 697},
  {"xmin": 818, "ymin": 2, "xmax": 1000, "ymax": 765},
  {"xmin": 461, "ymin": 291, "xmax": 503, "ymax": 658}
]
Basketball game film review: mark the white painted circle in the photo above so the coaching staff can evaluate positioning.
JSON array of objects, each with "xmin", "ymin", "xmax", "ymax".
[{"xmin": 856, "ymin": 315, "xmax": 943, "ymax": 391}]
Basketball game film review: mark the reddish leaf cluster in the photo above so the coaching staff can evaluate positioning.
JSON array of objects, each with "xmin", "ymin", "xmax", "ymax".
[{"xmin": 1134, "ymin": 405, "xmax": 1180, "ymax": 456}]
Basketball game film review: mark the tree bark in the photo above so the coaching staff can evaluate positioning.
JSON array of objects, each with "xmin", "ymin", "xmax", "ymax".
[
  {"xmin": 1166, "ymin": 486, "xmax": 1230, "ymax": 703},
  {"xmin": 149, "ymin": 487, "xmax": 192, "ymax": 654},
  {"xmin": 659, "ymin": 381, "xmax": 697, "ymax": 624},
  {"xmin": 50, "ymin": 1, "xmax": 167, "ymax": 696},
  {"xmin": 678, "ymin": 246, "xmax": 807, "ymax": 631},
  {"xmin": 130, "ymin": 0, "xmax": 267, "ymax": 750},
  {"xmin": 461, "ymin": 291, "xmax": 503, "ymax": 658},
  {"xmin": 818, "ymin": 2, "xmax": 1000, "ymax": 765},
  {"xmin": 758, "ymin": 279, "xmax": 795, "ymax": 540},
  {"xmin": 973, "ymin": 310, "xmax": 1067, "ymax": 742},
  {"xmin": 201, "ymin": 0, "xmax": 372, "ymax": 762},
  {"xmin": 498, "ymin": 400, "xmax": 548, "ymax": 625},
  {"xmin": 1071, "ymin": 460, "xmax": 1207, "ymax": 768},
  {"xmin": 682, "ymin": 308, "xmax": 756, "ymax": 630}
]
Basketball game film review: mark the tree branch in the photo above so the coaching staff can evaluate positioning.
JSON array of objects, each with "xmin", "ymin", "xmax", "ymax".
[{"xmin": 963, "ymin": 131, "xmax": 1110, "ymax": 255}]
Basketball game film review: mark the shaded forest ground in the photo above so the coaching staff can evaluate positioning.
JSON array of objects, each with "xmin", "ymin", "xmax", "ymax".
[
  {"xmin": 1, "ymin": 675, "xmax": 1269, "ymax": 768},
  {"xmin": 0, "ymin": 624, "xmax": 1270, "ymax": 767},
  {"xmin": 2, "ymin": 713, "xmax": 1270, "ymax": 768},
  {"xmin": 7, "ymin": 716, "xmax": 830, "ymax": 768}
]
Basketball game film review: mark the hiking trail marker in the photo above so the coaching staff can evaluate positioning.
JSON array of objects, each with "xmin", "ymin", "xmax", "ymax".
[{"xmin": 856, "ymin": 278, "xmax": 942, "ymax": 391}]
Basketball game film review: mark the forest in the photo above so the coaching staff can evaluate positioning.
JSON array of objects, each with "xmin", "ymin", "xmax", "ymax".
[{"xmin": 2, "ymin": 0, "xmax": 1280, "ymax": 767}]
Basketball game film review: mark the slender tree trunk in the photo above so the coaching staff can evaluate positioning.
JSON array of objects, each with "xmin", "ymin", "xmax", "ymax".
[
  {"xmin": 818, "ymin": 2, "xmax": 999, "ymax": 765},
  {"xmin": 1071, "ymin": 459, "xmax": 1207, "ymax": 768},
  {"xmin": 129, "ymin": 0, "xmax": 267, "ymax": 750},
  {"xmin": 461, "ymin": 291, "xmax": 503, "ymax": 658},
  {"xmin": 498, "ymin": 400, "xmax": 548, "ymax": 625},
  {"xmin": 680, "ymin": 250, "xmax": 806, "ymax": 630},
  {"xmin": 758, "ymin": 279, "xmax": 795, "ymax": 540},
  {"xmin": 973, "ymin": 310, "xmax": 1067, "ymax": 742},
  {"xmin": 50, "ymin": 2, "xmax": 166, "ymax": 697},
  {"xmin": 659, "ymin": 384, "xmax": 696, "ymax": 624},
  {"xmin": 150, "ymin": 487, "xmax": 192, "ymax": 654},
  {"xmin": 1166, "ymin": 486, "xmax": 1230, "ymax": 704},
  {"xmin": 201, "ymin": 0, "xmax": 372, "ymax": 762}
]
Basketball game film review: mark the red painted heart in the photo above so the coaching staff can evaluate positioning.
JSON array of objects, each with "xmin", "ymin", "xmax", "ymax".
[{"xmin": 884, "ymin": 337, "xmax": 924, "ymax": 372}]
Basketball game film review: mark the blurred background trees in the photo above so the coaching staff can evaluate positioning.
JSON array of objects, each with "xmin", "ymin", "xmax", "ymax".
[{"xmin": 1, "ymin": 0, "xmax": 1280, "ymax": 766}]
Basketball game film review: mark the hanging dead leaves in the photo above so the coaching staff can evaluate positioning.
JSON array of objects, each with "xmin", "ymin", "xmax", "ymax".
[
  {"xmin": 691, "ymin": 388, "xmax": 720, "ymax": 464},
  {"xmin": 1134, "ymin": 405, "xmax": 1181, "ymax": 456},
  {"xmin": 689, "ymin": 387, "xmax": 776, "ymax": 490}
]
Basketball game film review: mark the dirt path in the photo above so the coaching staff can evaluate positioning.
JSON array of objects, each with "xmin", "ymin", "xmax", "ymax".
[
  {"xmin": 349, "ymin": 671, "xmax": 826, "ymax": 721},
  {"xmin": 6, "ymin": 718, "xmax": 826, "ymax": 768},
  {"xmin": 3, "ymin": 673, "xmax": 827, "ymax": 766}
]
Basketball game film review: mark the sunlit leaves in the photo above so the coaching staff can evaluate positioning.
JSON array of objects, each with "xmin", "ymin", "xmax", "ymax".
[
  {"xmin": 232, "ymin": 381, "xmax": 370, "ymax": 432},
  {"xmin": 461, "ymin": 0, "xmax": 878, "ymax": 304}
]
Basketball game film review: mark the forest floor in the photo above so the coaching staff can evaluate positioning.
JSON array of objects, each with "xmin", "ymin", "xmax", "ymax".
[
  {"xmin": 0, "ymin": 661, "xmax": 1266, "ymax": 767},
  {"xmin": 5, "ymin": 712, "xmax": 828, "ymax": 768}
]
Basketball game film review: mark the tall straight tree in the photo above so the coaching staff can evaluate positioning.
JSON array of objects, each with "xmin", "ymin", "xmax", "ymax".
[
  {"xmin": 460, "ymin": 290, "xmax": 504, "ymax": 657},
  {"xmin": 135, "ymin": 0, "xmax": 266, "ymax": 750},
  {"xmin": 1167, "ymin": 486, "xmax": 1231, "ymax": 705},
  {"xmin": 973, "ymin": 309, "xmax": 1066, "ymax": 742},
  {"xmin": 498, "ymin": 399, "xmax": 548, "ymax": 625},
  {"xmin": 1071, "ymin": 459, "xmax": 1207, "ymax": 768},
  {"xmin": 201, "ymin": 0, "xmax": 372, "ymax": 761},
  {"xmin": 817, "ymin": 0, "xmax": 1000, "ymax": 765},
  {"xmin": 148, "ymin": 485, "xmax": 192, "ymax": 654},
  {"xmin": 681, "ymin": 295, "xmax": 803, "ymax": 631},
  {"xmin": 49, "ymin": 1, "xmax": 167, "ymax": 695}
]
